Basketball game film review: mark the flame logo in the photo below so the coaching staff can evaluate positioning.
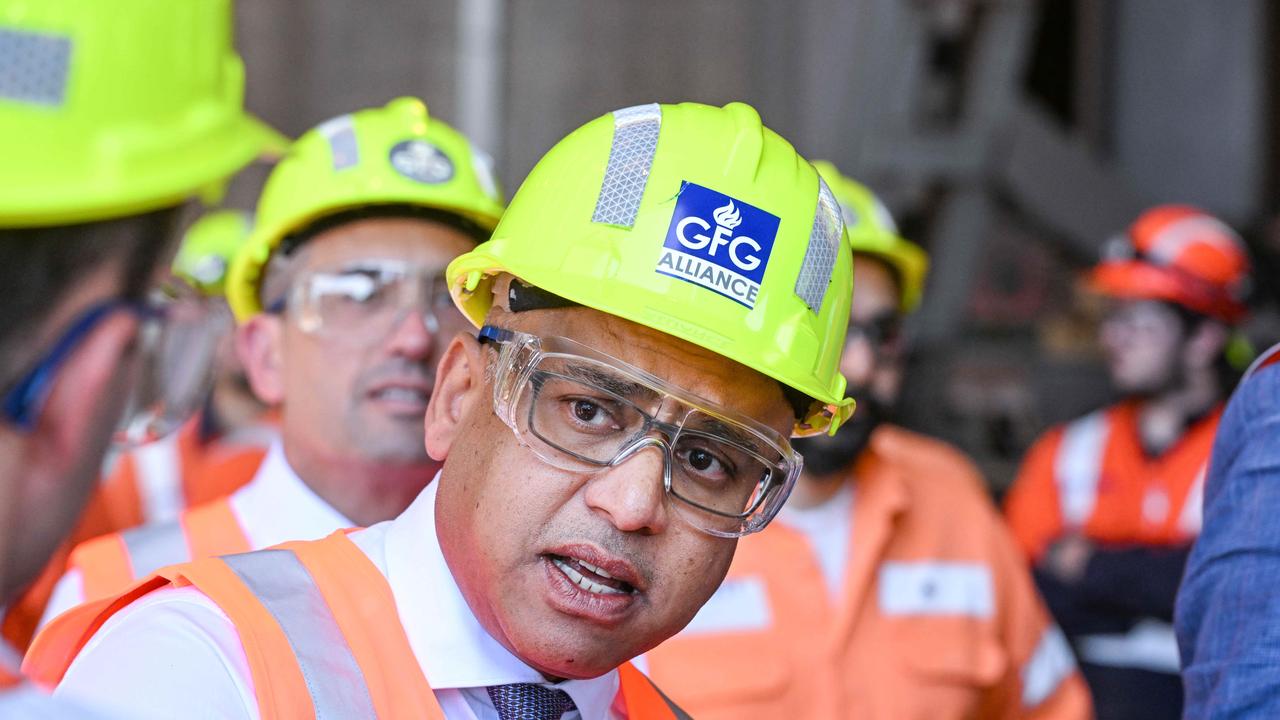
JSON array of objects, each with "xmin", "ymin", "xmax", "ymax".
[{"xmin": 713, "ymin": 201, "xmax": 742, "ymax": 230}]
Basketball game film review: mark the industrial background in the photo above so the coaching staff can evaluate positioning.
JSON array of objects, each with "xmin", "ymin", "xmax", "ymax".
[{"xmin": 230, "ymin": 0, "xmax": 1279, "ymax": 494}]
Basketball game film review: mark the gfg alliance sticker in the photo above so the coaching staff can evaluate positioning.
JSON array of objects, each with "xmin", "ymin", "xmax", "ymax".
[{"xmin": 657, "ymin": 182, "xmax": 780, "ymax": 308}]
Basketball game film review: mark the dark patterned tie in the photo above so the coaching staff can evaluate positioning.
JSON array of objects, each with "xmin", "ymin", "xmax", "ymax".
[{"xmin": 486, "ymin": 683, "xmax": 578, "ymax": 720}]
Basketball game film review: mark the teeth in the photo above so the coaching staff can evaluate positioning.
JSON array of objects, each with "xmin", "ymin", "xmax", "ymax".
[
  {"xmin": 552, "ymin": 557, "xmax": 626, "ymax": 595},
  {"xmin": 577, "ymin": 559, "xmax": 614, "ymax": 580}
]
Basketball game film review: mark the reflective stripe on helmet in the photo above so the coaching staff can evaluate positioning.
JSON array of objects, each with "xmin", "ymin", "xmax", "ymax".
[
  {"xmin": 0, "ymin": 28, "xmax": 72, "ymax": 106},
  {"xmin": 592, "ymin": 103, "xmax": 662, "ymax": 228},
  {"xmin": 795, "ymin": 177, "xmax": 844, "ymax": 312}
]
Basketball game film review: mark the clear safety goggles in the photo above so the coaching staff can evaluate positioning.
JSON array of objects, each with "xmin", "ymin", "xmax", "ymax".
[
  {"xmin": 479, "ymin": 325, "xmax": 802, "ymax": 538},
  {"xmin": 2, "ymin": 279, "xmax": 228, "ymax": 448},
  {"xmin": 276, "ymin": 259, "xmax": 464, "ymax": 344}
]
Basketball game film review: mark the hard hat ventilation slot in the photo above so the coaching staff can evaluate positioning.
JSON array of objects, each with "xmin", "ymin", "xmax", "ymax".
[{"xmin": 591, "ymin": 103, "xmax": 661, "ymax": 228}]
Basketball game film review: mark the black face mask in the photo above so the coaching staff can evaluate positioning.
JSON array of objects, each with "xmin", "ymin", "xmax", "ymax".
[{"xmin": 793, "ymin": 388, "xmax": 890, "ymax": 478}]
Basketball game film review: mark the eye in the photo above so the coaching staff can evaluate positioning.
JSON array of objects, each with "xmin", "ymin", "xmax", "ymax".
[
  {"xmin": 564, "ymin": 397, "xmax": 622, "ymax": 432},
  {"xmin": 677, "ymin": 444, "xmax": 735, "ymax": 484}
]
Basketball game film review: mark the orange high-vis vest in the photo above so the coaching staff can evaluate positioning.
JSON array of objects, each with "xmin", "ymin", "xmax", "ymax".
[
  {"xmin": 65, "ymin": 497, "xmax": 250, "ymax": 607},
  {"xmin": 1004, "ymin": 401, "xmax": 1220, "ymax": 562},
  {"xmin": 0, "ymin": 418, "xmax": 268, "ymax": 652},
  {"xmin": 92, "ymin": 416, "xmax": 272, "ymax": 532},
  {"xmin": 27, "ymin": 532, "xmax": 690, "ymax": 720},
  {"xmin": 644, "ymin": 426, "xmax": 1091, "ymax": 720}
]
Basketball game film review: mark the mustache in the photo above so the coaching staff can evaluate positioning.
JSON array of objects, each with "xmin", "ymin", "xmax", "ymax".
[{"xmin": 354, "ymin": 357, "xmax": 436, "ymax": 391}]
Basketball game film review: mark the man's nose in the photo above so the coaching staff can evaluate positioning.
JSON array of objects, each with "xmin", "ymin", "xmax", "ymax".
[
  {"xmin": 583, "ymin": 442, "xmax": 670, "ymax": 536},
  {"xmin": 383, "ymin": 307, "xmax": 438, "ymax": 359}
]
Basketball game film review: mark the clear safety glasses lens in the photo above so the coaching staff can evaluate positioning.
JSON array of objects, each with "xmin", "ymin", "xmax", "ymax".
[
  {"xmin": 483, "ymin": 326, "xmax": 799, "ymax": 537},
  {"xmin": 114, "ymin": 281, "xmax": 227, "ymax": 447},
  {"xmin": 289, "ymin": 262, "xmax": 463, "ymax": 344}
]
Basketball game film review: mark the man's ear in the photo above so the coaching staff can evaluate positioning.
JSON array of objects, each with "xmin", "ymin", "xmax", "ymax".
[
  {"xmin": 17, "ymin": 310, "xmax": 139, "ymax": 480},
  {"xmin": 1185, "ymin": 320, "xmax": 1230, "ymax": 371},
  {"xmin": 425, "ymin": 332, "xmax": 485, "ymax": 462},
  {"xmin": 236, "ymin": 315, "xmax": 286, "ymax": 404}
]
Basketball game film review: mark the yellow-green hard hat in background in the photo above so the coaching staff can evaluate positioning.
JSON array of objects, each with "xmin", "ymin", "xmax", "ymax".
[
  {"xmin": 811, "ymin": 161, "xmax": 929, "ymax": 313},
  {"xmin": 227, "ymin": 97, "xmax": 506, "ymax": 321},
  {"xmin": 448, "ymin": 101, "xmax": 855, "ymax": 436},
  {"xmin": 0, "ymin": 0, "xmax": 285, "ymax": 227},
  {"xmin": 173, "ymin": 210, "xmax": 253, "ymax": 296}
]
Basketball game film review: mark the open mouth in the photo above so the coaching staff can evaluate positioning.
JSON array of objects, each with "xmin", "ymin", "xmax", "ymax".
[
  {"xmin": 548, "ymin": 554, "xmax": 637, "ymax": 596},
  {"xmin": 369, "ymin": 386, "xmax": 430, "ymax": 405}
]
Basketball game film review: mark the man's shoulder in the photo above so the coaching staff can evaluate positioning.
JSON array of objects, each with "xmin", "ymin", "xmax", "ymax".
[{"xmin": 0, "ymin": 683, "xmax": 111, "ymax": 719}]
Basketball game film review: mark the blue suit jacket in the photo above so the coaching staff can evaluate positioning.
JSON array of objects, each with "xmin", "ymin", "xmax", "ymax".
[{"xmin": 1178, "ymin": 356, "xmax": 1280, "ymax": 718}]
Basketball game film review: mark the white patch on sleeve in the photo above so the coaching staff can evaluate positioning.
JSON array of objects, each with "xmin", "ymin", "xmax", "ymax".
[
  {"xmin": 678, "ymin": 575, "xmax": 772, "ymax": 636},
  {"xmin": 878, "ymin": 562, "xmax": 994, "ymax": 618}
]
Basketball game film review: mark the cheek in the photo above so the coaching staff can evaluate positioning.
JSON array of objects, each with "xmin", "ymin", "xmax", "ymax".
[{"xmin": 659, "ymin": 533, "xmax": 736, "ymax": 618}]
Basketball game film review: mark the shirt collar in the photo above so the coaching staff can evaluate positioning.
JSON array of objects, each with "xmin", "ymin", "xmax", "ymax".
[
  {"xmin": 380, "ymin": 476, "xmax": 620, "ymax": 719},
  {"xmin": 229, "ymin": 440, "xmax": 355, "ymax": 549}
]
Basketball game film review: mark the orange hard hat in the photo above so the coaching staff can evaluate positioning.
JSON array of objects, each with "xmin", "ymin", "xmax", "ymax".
[{"xmin": 1088, "ymin": 205, "xmax": 1251, "ymax": 323}]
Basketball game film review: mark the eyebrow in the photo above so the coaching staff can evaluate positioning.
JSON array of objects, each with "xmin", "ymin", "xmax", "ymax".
[
  {"xmin": 690, "ymin": 415, "xmax": 770, "ymax": 455},
  {"xmin": 564, "ymin": 365, "xmax": 658, "ymax": 403}
]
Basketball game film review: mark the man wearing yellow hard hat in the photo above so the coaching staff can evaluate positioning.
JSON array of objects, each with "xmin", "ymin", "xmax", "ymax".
[
  {"xmin": 21, "ymin": 98, "xmax": 506, "ymax": 642},
  {"xmin": 0, "ymin": 0, "xmax": 275, "ymax": 712},
  {"xmin": 35, "ymin": 101, "xmax": 854, "ymax": 719},
  {"xmin": 644, "ymin": 162, "xmax": 1091, "ymax": 719}
]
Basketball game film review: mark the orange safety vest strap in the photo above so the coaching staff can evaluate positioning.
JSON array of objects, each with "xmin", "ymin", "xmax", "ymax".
[
  {"xmin": 617, "ymin": 662, "xmax": 690, "ymax": 720},
  {"xmin": 287, "ymin": 534, "xmax": 445, "ymax": 719},
  {"xmin": 69, "ymin": 535, "xmax": 136, "ymax": 605},
  {"xmin": 181, "ymin": 498, "xmax": 251, "ymax": 561}
]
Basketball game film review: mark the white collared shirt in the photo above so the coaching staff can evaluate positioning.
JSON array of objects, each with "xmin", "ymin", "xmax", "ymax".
[
  {"xmin": 53, "ymin": 477, "xmax": 622, "ymax": 719},
  {"xmin": 0, "ymin": 637, "xmax": 111, "ymax": 719},
  {"xmin": 776, "ymin": 481, "xmax": 855, "ymax": 599},
  {"xmin": 40, "ymin": 441, "xmax": 354, "ymax": 627}
]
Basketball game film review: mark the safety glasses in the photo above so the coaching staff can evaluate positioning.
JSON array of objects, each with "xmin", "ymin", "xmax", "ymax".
[
  {"xmin": 2, "ymin": 280, "xmax": 226, "ymax": 447},
  {"xmin": 479, "ymin": 325, "xmax": 802, "ymax": 538},
  {"xmin": 274, "ymin": 259, "xmax": 464, "ymax": 344}
]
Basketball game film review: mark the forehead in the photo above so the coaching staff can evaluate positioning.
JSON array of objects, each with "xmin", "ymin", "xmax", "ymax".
[
  {"xmin": 503, "ymin": 307, "xmax": 795, "ymax": 436},
  {"xmin": 300, "ymin": 215, "xmax": 475, "ymax": 271}
]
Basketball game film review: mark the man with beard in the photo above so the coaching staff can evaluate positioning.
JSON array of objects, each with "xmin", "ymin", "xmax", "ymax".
[
  {"xmin": 643, "ymin": 162, "xmax": 1090, "ymax": 719},
  {"xmin": 25, "ymin": 98, "xmax": 505, "ymax": 625},
  {"xmin": 1004, "ymin": 206, "xmax": 1250, "ymax": 720}
]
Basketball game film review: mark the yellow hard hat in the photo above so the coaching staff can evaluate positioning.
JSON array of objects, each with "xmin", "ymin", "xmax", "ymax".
[
  {"xmin": 812, "ymin": 161, "xmax": 929, "ymax": 312},
  {"xmin": 173, "ymin": 210, "xmax": 253, "ymax": 296},
  {"xmin": 448, "ymin": 102, "xmax": 855, "ymax": 436},
  {"xmin": 227, "ymin": 97, "xmax": 506, "ymax": 321},
  {"xmin": 0, "ymin": 0, "xmax": 285, "ymax": 227}
]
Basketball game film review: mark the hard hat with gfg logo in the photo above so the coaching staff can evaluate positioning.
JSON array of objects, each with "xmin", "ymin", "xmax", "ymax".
[{"xmin": 448, "ymin": 101, "xmax": 855, "ymax": 436}]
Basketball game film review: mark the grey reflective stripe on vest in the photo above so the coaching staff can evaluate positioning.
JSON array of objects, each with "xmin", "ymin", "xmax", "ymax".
[
  {"xmin": 222, "ymin": 549, "xmax": 377, "ymax": 719},
  {"xmin": 794, "ymin": 177, "xmax": 844, "ymax": 313},
  {"xmin": 591, "ymin": 103, "xmax": 662, "ymax": 227},
  {"xmin": 120, "ymin": 520, "xmax": 190, "ymax": 580},
  {"xmin": 1053, "ymin": 410, "xmax": 1109, "ymax": 528},
  {"xmin": 0, "ymin": 28, "xmax": 72, "ymax": 107}
]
